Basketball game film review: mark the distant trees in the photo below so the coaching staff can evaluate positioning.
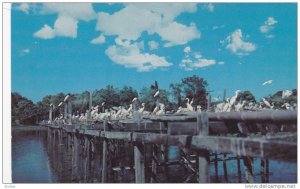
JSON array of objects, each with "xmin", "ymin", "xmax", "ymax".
[
  {"xmin": 12, "ymin": 93, "xmax": 37, "ymax": 125},
  {"xmin": 12, "ymin": 75, "xmax": 296, "ymax": 125},
  {"xmin": 170, "ymin": 75, "xmax": 209, "ymax": 109}
]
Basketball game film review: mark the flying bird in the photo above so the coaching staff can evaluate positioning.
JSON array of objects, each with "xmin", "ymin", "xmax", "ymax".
[{"xmin": 262, "ymin": 80, "xmax": 273, "ymax": 86}]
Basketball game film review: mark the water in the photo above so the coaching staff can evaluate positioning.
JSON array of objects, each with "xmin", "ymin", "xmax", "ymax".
[
  {"xmin": 12, "ymin": 127, "xmax": 297, "ymax": 183},
  {"xmin": 12, "ymin": 127, "xmax": 58, "ymax": 183}
]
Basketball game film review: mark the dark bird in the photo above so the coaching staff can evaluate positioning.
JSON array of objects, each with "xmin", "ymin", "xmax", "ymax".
[{"xmin": 150, "ymin": 81, "xmax": 159, "ymax": 90}]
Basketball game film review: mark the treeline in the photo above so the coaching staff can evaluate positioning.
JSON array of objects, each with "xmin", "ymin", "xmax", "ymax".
[
  {"xmin": 11, "ymin": 75, "xmax": 297, "ymax": 125},
  {"xmin": 12, "ymin": 75, "xmax": 210, "ymax": 125}
]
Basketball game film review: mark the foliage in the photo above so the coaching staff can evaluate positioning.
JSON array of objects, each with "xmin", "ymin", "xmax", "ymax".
[{"xmin": 170, "ymin": 75, "xmax": 208, "ymax": 109}]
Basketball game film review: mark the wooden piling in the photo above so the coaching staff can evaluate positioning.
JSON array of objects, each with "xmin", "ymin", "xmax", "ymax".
[
  {"xmin": 243, "ymin": 157, "xmax": 254, "ymax": 183},
  {"xmin": 134, "ymin": 142, "xmax": 145, "ymax": 183},
  {"xmin": 223, "ymin": 154, "xmax": 228, "ymax": 182},
  {"xmin": 261, "ymin": 159, "xmax": 265, "ymax": 183},
  {"xmin": 151, "ymin": 144, "xmax": 159, "ymax": 183},
  {"xmin": 237, "ymin": 156, "xmax": 242, "ymax": 183},
  {"xmin": 102, "ymin": 121, "xmax": 108, "ymax": 183},
  {"xmin": 214, "ymin": 154, "xmax": 219, "ymax": 181},
  {"xmin": 197, "ymin": 112, "xmax": 210, "ymax": 183}
]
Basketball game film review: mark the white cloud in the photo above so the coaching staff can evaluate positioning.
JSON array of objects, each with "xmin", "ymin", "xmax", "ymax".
[
  {"xmin": 183, "ymin": 46, "xmax": 191, "ymax": 53},
  {"xmin": 34, "ymin": 24, "xmax": 55, "ymax": 39},
  {"xmin": 148, "ymin": 41, "xmax": 159, "ymax": 50},
  {"xmin": 95, "ymin": 3, "xmax": 200, "ymax": 46},
  {"xmin": 22, "ymin": 48, "xmax": 30, "ymax": 53},
  {"xmin": 105, "ymin": 39, "xmax": 172, "ymax": 72},
  {"xmin": 224, "ymin": 29, "xmax": 256, "ymax": 56},
  {"xmin": 203, "ymin": 3, "xmax": 214, "ymax": 12},
  {"xmin": 218, "ymin": 61, "xmax": 225, "ymax": 65},
  {"xmin": 90, "ymin": 34, "xmax": 106, "ymax": 44},
  {"xmin": 259, "ymin": 17, "xmax": 278, "ymax": 38},
  {"xmin": 54, "ymin": 15, "xmax": 78, "ymax": 38},
  {"xmin": 266, "ymin": 17, "xmax": 278, "ymax": 26},
  {"xmin": 16, "ymin": 3, "xmax": 29, "ymax": 14},
  {"xmin": 180, "ymin": 46, "xmax": 217, "ymax": 71},
  {"xmin": 40, "ymin": 3, "xmax": 96, "ymax": 21},
  {"xmin": 34, "ymin": 15, "xmax": 78, "ymax": 39},
  {"xmin": 34, "ymin": 3, "xmax": 96, "ymax": 39}
]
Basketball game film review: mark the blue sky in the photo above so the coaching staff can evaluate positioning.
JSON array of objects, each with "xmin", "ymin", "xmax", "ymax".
[{"xmin": 11, "ymin": 3, "xmax": 297, "ymax": 103}]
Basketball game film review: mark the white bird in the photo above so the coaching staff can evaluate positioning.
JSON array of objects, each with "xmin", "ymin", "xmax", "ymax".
[
  {"xmin": 176, "ymin": 106, "xmax": 183, "ymax": 113},
  {"xmin": 229, "ymin": 90, "xmax": 241, "ymax": 106},
  {"xmin": 138, "ymin": 103, "xmax": 145, "ymax": 113},
  {"xmin": 282, "ymin": 102, "xmax": 293, "ymax": 110},
  {"xmin": 156, "ymin": 103, "xmax": 165, "ymax": 115},
  {"xmin": 234, "ymin": 100, "xmax": 246, "ymax": 112},
  {"xmin": 282, "ymin": 90, "xmax": 293, "ymax": 98},
  {"xmin": 196, "ymin": 105, "xmax": 202, "ymax": 112},
  {"xmin": 154, "ymin": 90, "xmax": 160, "ymax": 98},
  {"xmin": 262, "ymin": 80, "xmax": 273, "ymax": 86},
  {"xmin": 64, "ymin": 95, "xmax": 70, "ymax": 102},
  {"xmin": 132, "ymin": 97, "xmax": 138, "ymax": 102},
  {"xmin": 262, "ymin": 98, "xmax": 272, "ymax": 109},
  {"xmin": 185, "ymin": 98, "xmax": 194, "ymax": 111}
]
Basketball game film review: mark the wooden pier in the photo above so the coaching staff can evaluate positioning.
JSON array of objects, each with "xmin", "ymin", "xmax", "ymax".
[{"xmin": 44, "ymin": 110, "xmax": 297, "ymax": 183}]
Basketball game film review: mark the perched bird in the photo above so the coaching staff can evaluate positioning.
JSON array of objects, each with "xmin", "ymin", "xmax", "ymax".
[
  {"xmin": 138, "ymin": 103, "xmax": 145, "ymax": 113},
  {"xmin": 185, "ymin": 98, "xmax": 194, "ymax": 111},
  {"xmin": 229, "ymin": 90, "xmax": 241, "ymax": 106},
  {"xmin": 154, "ymin": 90, "xmax": 160, "ymax": 98},
  {"xmin": 282, "ymin": 90, "xmax": 293, "ymax": 99},
  {"xmin": 64, "ymin": 95, "xmax": 70, "ymax": 102},
  {"xmin": 262, "ymin": 98, "xmax": 273, "ymax": 109}
]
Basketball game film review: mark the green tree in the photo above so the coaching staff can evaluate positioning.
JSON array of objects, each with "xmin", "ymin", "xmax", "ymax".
[
  {"xmin": 170, "ymin": 75, "xmax": 209, "ymax": 109},
  {"xmin": 119, "ymin": 86, "xmax": 138, "ymax": 106}
]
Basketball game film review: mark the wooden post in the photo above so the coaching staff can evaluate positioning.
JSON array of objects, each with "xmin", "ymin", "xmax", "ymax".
[
  {"xmin": 72, "ymin": 133, "xmax": 80, "ymax": 181},
  {"xmin": 134, "ymin": 142, "xmax": 145, "ymax": 183},
  {"xmin": 266, "ymin": 159, "xmax": 269, "ymax": 183},
  {"xmin": 214, "ymin": 154, "xmax": 219, "ymax": 181},
  {"xmin": 151, "ymin": 144, "xmax": 159, "ymax": 183},
  {"xmin": 197, "ymin": 112, "xmax": 210, "ymax": 183},
  {"xmin": 243, "ymin": 157, "xmax": 254, "ymax": 183},
  {"xmin": 49, "ymin": 105, "xmax": 53, "ymax": 123},
  {"xmin": 102, "ymin": 121, "xmax": 108, "ymax": 183},
  {"xmin": 237, "ymin": 156, "xmax": 242, "ymax": 183},
  {"xmin": 223, "ymin": 89, "xmax": 226, "ymax": 101},
  {"xmin": 68, "ymin": 101, "xmax": 72, "ymax": 124},
  {"xmin": 64, "ymin": 102, "xmax": 68, "ymax": 119},
  {"xmin": 207, "ymin": 95, "xmax": 211, "ymax": 112},
  {"xmin": 223, "ymin": 154, "xmax": 228, "ymax": 182},
  {"xmin": 88, "ymin": 91, "xmax": 92, "ymax": 121},
  {"xmin": 261, "ymin": 159, "xmax": 265, "ymax": 183}
]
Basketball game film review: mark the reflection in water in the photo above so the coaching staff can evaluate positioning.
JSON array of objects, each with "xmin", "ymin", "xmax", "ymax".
[
  {"xmin": 12, "ymin": 127, "xmax": 297, "ymax": 183},
  {"xmin": 12, "ymin": 128, "xmax": 58, "ymax": 183}
]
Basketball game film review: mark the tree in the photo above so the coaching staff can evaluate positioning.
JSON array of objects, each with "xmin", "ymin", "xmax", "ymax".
[
  {"xmin": 11, "ymin": 92, "xmax": 37, "ymax": 125},
  {"xmin": 170, "ymin": 75, "xmax": 209, "ymax": 109},
  {"xmin": 236, "ymin": 91, "xmax": 256, "ymax": 103},
  {"xmin": 119, "ymin": 86, "xmax": 138, "ymax": 106}
]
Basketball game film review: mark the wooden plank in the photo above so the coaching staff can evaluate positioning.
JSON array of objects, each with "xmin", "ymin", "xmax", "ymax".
[
  {"xmin": 132, "ymin": 133, "xmax": 188, "ymax": 148},
  {"xmin": 147, "ymin": 111, "xmax": 297, "ymax": 123},
  {"xmin": 101, "ymin": 131, "xmax": 132, "ymax": 140},
  {"xmin": 191, "ymin": 136, "xmax": 297, "ymax": 160},
  {"xmin": 84, "ymin": 129, "xmax": 101, "ymax": 137}
]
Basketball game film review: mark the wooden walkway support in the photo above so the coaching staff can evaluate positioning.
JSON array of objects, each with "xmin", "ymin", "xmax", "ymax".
[{"xmin": 43, "ymin": 110, "xmax": 297, "ymax": 183}]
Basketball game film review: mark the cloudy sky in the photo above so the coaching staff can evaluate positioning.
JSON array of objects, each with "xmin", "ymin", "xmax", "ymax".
[{"xmin": 11, "ymin": 3, "xmax": 297, "ymax": 102}]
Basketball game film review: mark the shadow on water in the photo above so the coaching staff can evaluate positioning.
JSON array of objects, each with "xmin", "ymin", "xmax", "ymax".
[{"xmin": 12, "ymin": 127, "xmax": 297, "ymax": 183}]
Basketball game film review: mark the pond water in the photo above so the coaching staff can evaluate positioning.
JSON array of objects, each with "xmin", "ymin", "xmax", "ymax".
[{"xmin": 11, "ymin": 126, "xmax": 297, "ymax": 183}]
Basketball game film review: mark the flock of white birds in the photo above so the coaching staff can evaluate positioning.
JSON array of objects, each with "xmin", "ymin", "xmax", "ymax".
[{"xmin": 51, "ymin": 88, "xmax": 296, "ymax": 125}]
